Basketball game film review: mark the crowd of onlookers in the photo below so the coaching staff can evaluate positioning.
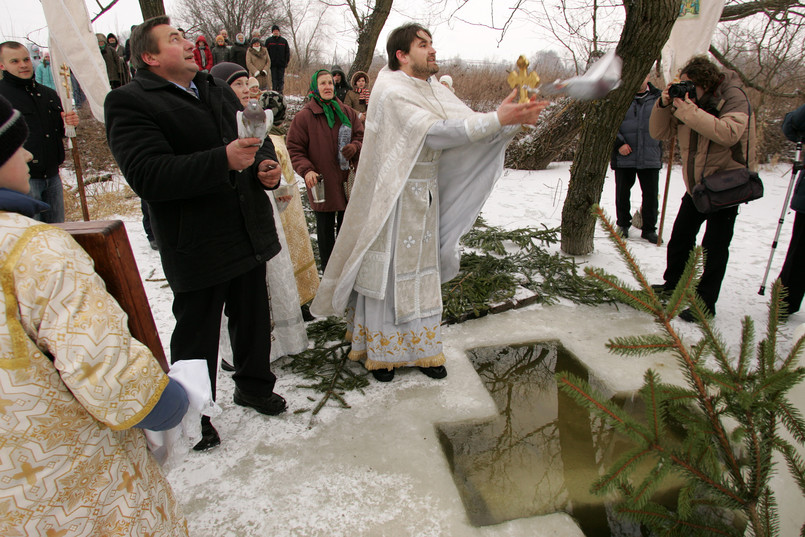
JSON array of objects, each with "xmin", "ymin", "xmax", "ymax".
[{"xmin": 1, "ymin": 14, "xmax": 803, "ymax": 537}]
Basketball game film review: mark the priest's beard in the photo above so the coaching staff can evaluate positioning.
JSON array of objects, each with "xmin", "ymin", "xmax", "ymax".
[{"xmin": 412, "ymin": 61, "xmax": 439, "ymax": 79}]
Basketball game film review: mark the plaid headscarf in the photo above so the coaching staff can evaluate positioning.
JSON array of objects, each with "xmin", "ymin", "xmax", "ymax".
[{"xmin": 308, "ymin": 69, "xmax": 351, "ymax": 129}]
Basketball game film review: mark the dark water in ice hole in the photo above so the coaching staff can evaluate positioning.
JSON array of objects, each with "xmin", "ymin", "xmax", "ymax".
[{"xmin": 436, "ymin": 341, "xmax": 683, "ymax": 536}]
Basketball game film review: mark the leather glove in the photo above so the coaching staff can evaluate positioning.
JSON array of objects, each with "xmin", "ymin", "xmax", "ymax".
[{"xmin": 341, "ymin": 143, "xmax": 358, "ymax": 160}]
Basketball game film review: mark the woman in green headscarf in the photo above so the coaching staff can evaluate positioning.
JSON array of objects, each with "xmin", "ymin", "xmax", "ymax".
[{"xmin": 287, "ymin": 69, "xmax": 364, "ymax": 271}]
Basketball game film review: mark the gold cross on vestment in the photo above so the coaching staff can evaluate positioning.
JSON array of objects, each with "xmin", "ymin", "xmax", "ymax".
[
  {"xmin": 507, "ymin": 56, "xmax": 540, "ymax": 103},
  {"xmin": 13, "ymin": 461, "xmax": 46, "ymax": 485}
]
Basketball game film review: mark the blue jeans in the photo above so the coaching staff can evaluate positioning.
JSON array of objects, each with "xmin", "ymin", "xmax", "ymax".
[{"xmin": 28, "ymin": 174, "xmax": 65, "ymax": 223}]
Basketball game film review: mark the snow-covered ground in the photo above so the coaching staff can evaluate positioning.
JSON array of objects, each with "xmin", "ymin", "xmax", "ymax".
[{"xmin": 112, "ymin": 161, "xmax": 803, "ymax": 536}]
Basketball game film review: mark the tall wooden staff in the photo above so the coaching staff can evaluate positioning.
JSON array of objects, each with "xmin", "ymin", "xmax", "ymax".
[
  {"xmin": 656, "ymin": 135, "xmax": 675, "ymax": 246},
  {"xmin": 59, "ymin": 64, "xmax": 90, "ymax": 221}
]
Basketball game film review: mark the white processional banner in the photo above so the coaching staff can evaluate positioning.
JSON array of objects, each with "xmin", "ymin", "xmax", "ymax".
[
  {"xmin": 41, "ymin": 0, "xmax": 110, "ymax": 123},
  {"xmin": 661, "ymin": 0, "xmax": 726, "ymax": 84}
]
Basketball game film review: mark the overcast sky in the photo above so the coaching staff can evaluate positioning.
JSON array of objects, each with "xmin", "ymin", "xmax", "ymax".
[{"xmin": 1, "ymin": 0, "xmax": 570, "ymax": 66}]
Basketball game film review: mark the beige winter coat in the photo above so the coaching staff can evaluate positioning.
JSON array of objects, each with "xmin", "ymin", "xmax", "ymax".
[
  {"xmin": 246, "ymin": 46, "xmax": 270, "ymax": 89},
  {"xmin": 649, "ymin": 70, "xmax": 757, "ymax": 195}
]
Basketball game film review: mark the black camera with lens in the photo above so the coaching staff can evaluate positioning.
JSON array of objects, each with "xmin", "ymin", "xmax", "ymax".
[{"xmin": 668, "ymin": 80, "xmax": 696, "ymax": 100}]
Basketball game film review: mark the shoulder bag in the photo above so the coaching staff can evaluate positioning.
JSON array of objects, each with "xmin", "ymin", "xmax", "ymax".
[{"xmin": 691, "ymin": 94, "xmax": 763, "ymax": 214}]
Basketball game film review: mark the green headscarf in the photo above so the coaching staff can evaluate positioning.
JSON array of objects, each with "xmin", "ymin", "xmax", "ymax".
[{"xmin": 309, "ymin": 69, "xmax": 352, "ymax": 129}]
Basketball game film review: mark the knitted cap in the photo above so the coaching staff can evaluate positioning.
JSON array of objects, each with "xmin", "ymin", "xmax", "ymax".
[
  {"xmin": 0, "ymin": 95, "xmax": 28, "ymax": 168},
  {"xmin": 210, "ymin": 62, "xmax": 248, "ymax": 85}
]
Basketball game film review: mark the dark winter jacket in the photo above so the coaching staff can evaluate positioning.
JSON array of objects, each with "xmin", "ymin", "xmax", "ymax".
[
  {"xmin": 229, "ymin": 43, "xmax": 248, "ymax": 70},
  {"xmin": 193, "ymin": 37, "xmax": 214, "ymax": 71},
  {"xmin": 330, "ymin": 65, "xmax": 351, "ymax": 102},
  {"xmin": 104, "ymin": 69, "xmax": 281, "ymax": 292},
  {"xmin": 611, "ymin": 83, "xmax": 662, "ymax": 170},
  {"xmin": 782, "ymin": 104, "xmax": 805, "ymax": 213},
  {"xmin": 265, "ymin": 35, "xmax": 290, "ymax": 68},
  {"xmin": 0, "ymin": 72, "xmax": 66, "ymax": 179},
  {"xmin": 98, "ymin": 34, "xmax": 129, "ymax": 86},
  {"xmin": 212, "ymin": 43, "xmax": 230, "ymax": 66},
  {"xmin": 286, "ymin": 98, "xmax": 363, "ymax": 212}
]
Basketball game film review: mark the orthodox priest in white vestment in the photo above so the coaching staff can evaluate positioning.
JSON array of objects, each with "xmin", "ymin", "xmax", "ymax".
[{"xmin": 311, "ymin": 64, "xmax": 524, "ymax": 372}]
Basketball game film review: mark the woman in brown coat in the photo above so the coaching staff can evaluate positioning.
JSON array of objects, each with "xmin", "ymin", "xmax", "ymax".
[
  {"xmin": 246, "ymin": 38, "xmax": 270, "ymax": 90},
  {"xmin": 287, "ymin": 70, "xmax": 364, "ymax": 270}
]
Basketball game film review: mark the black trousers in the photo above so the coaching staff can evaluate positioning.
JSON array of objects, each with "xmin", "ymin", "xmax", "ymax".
[
  {"xmin": 141, "ymin": 199, "xmax": 153, "ymax": 241},
  {"xmin": 315, "ymin": 210, "xmax": 345, "ymax": 271},
  {"xmin": 779, "ymin": 210, "xmax": 805, "ymax": 314},
  {"xmin": 614, "ymin": 167, "xmax": 660, "ymax": 233},
  {"xmin": 270, "ymin": 66, "xmax": 285, "ymax": 93},
  {"xmin": 170, "ymin": 263, "xmax": 275, "ymax": 399},
  {"xmin": 663, "ymin": 194, "xmax": 739, "ymax": 313}
]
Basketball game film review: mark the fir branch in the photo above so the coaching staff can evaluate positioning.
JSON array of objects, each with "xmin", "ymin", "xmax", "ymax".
[
  {"xmin": 779, "ymin": 401, "xmax": 805, "ymax": 444},
  {"xmin": 629, "ymin": 461, "xmax": 672, "ymax": 510},
  {"xmin": 569, "ymin": 209, "xmax": 805, "ymax": 537},
  {"xmin": 584, "ymin": 266, "xmax": 661, "ymax": 315},
  {"xmin": 591, "ymin": 446, "xmax": 655, "ymax": 496},
  {"xmin": 441, "ymin": 220, "xmax": 613, "ymax": 323},
  {"xmin": 737, "ymin": 317, "xmax": 755, "ymax": 382},
  {"xmin": 282, "ymin": 319, "xmax": 370, "ymax": 417},
  {"xmin": 667, "ymin": 452, "xmax": 745, "ymax": 506},
  {"xmin": 663, "ymin": 247, "xmax": 704, "ymax": 319},
  {"xmin": 592, "ymin": 206, "xmax": 662, "ymax": 302},
  {"xmin": 641, "ymin": 370, "xmax": 663, "ymax": 443},
  {"xmin": 606, "ymin": 335, "xmax": 677, "ymax": 356},
  {"xmin": 778, "ymin": 438, "xmax": 805, "ymax": 496},
  {"xmin": 558, "ymin": 375, "xmax": 627, "ymax": 425}
]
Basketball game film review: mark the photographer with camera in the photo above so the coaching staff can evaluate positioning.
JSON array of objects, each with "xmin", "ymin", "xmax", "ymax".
[{"xmin": 649, "ymin": 56, "xmax": 756, "ymax": 322}]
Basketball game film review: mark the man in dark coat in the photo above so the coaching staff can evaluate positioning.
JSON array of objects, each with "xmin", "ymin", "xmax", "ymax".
[
  {"xmin": 611, "ymin": 75, "xmax": 662, "ymax": 242},
  {"xmin": 0, "ymin": 41, "xmax": 79, "ymax": 223},
  {"xmin": 105, "ymin": 16, "xmax": 287, "ymax": 451},
  {"xmin": 265, "ymin": 25, "xmax": 290, "ymax": 93},
  {"xmin": 779, "ymin": 104, "xmax": 805, "ymax": 316}
]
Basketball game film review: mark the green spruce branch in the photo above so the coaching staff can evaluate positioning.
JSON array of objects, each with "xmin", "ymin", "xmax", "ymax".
[
  {"xmin": 442, "ymin": 218, "xmax": 613, "ymax": 323},
  {"xmin": 281, "ymin": 318, "xmax": 369, "ymax": 422},
  {"xmin": 556, "ymin": 205, "xmax": 805, "ymax": 537}
]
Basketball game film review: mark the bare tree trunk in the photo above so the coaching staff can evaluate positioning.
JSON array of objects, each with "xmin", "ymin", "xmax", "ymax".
[
  {"xmin": 349, "ymin": 0, "xmax": 393, "ymax": 79},
  {"xmin": 560, "ymin": 0, "xmax": 678, "ymax": 255},
  {"xmin": 138, "ymin": 0, "xmax": 165, "ymax": 20},
  {"xmin": 506, "ymin": 98, "xmax": 587, "ymax": 170}
]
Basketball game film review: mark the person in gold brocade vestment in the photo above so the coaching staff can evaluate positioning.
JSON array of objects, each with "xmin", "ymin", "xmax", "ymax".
[{"xmin": 0, "ymin": 95, "xmax": 189, "ymax": 536}]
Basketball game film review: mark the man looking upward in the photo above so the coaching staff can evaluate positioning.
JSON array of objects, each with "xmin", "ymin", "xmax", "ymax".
[
  {"xmin": 311, "ymin": 23, "xmax": 548, "ymax": 382},
  {"xmin": 105, "ymin": 16, "xmax": 286, "ymax": 451}
]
